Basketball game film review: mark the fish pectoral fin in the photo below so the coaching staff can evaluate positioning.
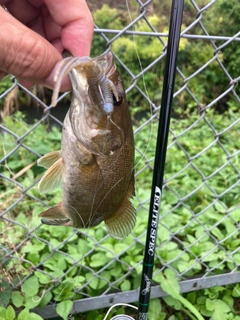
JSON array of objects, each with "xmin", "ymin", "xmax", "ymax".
[
  {"xmin": 38, "ymin": 157, "xmax": 64, "ymax": 193},
  {"xmin": 104, "ymin": 175, "xmax": 136, "ymax": 239},
  {"xmin": 41, "ymin": 218, "xmax": 72, "ymax": 226},
  {"xmin": 39, "ymin": 203, "xmax": 72, "ymax": 226},
  {"xmin": 105, "ymin": 172, "xmax": 136, "ymax": 239},
  {"xmin": 104, "ymin": 198, "xmax": 136, "ymax": 239},
  {"xmin": 37, "ymin": 151, "xmax": 61, "ymax": 169}
]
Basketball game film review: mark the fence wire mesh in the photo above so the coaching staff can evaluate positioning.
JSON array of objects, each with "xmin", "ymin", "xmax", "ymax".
[{"xmin": 0, "ymin": 0, "xmax": 240, "ymax": 318}]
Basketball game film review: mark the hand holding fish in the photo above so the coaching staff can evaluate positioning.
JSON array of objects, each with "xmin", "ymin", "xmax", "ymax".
[{"xmin": 0, "ymin": 0, "xmax": 93, "ymax": 90}]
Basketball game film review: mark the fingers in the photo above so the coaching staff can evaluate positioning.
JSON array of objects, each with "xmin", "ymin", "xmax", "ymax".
[
  {"xmin": 0, "ymin": 0, "xmax": 94, "ymax": 90},
  {"xmin": 0, "ymin": 7, "xmax": 69, "ymax": 89},
  {"xmin": 41, "ymin": 0, "xmax": 94, "ymax": 89},
  {"xmin": 44, "ymin": 0, "xmax": 94, "ymax": 56},
  {"xmin": 1, "ymin": 0, "xmax": 40, "ymax": 25},
  {"xmin": 0, "ymin": 71, "xmax": 7, "ymax": 81}
]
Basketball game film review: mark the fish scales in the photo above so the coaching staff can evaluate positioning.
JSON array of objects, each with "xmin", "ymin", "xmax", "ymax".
[{"xmin": 37, "ymin": 51, "xmax": 136, "ymax": 239}]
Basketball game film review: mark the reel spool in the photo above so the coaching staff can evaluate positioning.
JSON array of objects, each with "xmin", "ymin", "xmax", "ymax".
[
  {"xmin": 110, "ymin": 316, "xmax": 134, "ymax": 320},
  {"xmin": 104, "ymin": 303, "xmax": 137, "ymax": 320}
]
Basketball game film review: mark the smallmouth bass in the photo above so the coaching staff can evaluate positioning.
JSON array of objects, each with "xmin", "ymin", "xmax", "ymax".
[{"xmin": 38, "ymin": 51, "xmax": 136, "ymax": 239}]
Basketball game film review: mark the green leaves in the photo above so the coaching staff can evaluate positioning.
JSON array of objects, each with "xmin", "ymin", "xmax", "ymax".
[
  {"xmin": 22, "ymin": 276, "xmax": 39, "ymax": 298},
  {"xmin": 0, "ymin": 305, "xmax": 19, "ymax": 320},
  {"xmin": 201, "ymin": 298, "xmax": 232, "ymax": 320},
  {"xmin": 148, "ymin": 299, "xmax": 165, "ymax": 320},
  {"xmin": 53, "ymin": 281, "xmax": 74, "ymax": 301},
  {"xmin": 120, "ymin": 279, "xmax": 131, "ymax": 292},
  {"xmin": 5, "ymin": 305, "xmax": 15, "ymax": 320},
  {"xmin": 18, "ymin": 308, "xmax": 43, "ymax": 320},
  {"xmin": 90, "ymin": 252, "xmax": 110, "ymax": 268},
  {"xmin": 1, "ymin": 47, "xmax": 240, "ymax": 320},
  {"xmin": 11, "ymin": 292, "xmax": 24, "ymax": 308},
  {"xmin": 17, "ymin": 308, "xmax": 29, "ymax": 320},
  {"xmin": 0, "ymin": 306, "xmax": 44, "ymax": 320},
  {"xmin": 56, "ymin": 300, "xmax": 73, "ymax": 320},
  {"xmin": 159, "ymin": 269, "xmax": 204, "ymax": 320},
  {"xmin": 0, "ymin": 307, "xmax": 7, "ymax": 320},
  {"xmin": 0, "ymin": 280, "xmax": 12, "ymax": 307},
  {"xmin": 10, "ymin": 276, "xmax": 42, "ymax": 313}
]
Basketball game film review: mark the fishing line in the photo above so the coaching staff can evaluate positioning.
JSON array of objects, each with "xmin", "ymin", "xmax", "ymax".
[
  {"xmin": 125, "ymin": 0, "xmax": 154, "ymax": 174},
  {"xmin": 108, "ymin": 116, "xmax": 125, "ymax": 145},
  {"xmin": 91, "ymin": 175, "xmax": 124, "ymax": 216}
]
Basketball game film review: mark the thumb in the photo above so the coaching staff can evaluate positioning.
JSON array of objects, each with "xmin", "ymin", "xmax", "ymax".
[{"xmin": 0, "ymin": 7, "xmax": 71, "ymax": 90}]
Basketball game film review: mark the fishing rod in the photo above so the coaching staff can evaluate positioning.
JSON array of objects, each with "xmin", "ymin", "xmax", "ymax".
[
  {"xmin": 137, "ymin": 0, "xmax": 185, "ymax": 319},
  {"xmin": 104, "ymin": 1, "xmax": 184, "ymax": 319}
]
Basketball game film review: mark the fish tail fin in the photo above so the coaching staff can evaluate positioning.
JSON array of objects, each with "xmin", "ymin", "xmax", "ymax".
[
  {"xmin": 38, "ymin": 154, "xmax": 64, "ymax": 193},
  {"xmin": 39, "ymin": 202, "xmax": 72, "ymax": 226},
  {"xmin": 37, "ymin": 151, "xmax": 61, "ymax": 169},
  {"xmin": 105, "ymin": 175, "xmax": 136, "ymax": 239}
]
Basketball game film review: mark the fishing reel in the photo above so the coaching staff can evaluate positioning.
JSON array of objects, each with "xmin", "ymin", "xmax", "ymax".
[
  {"xmin": 104, "ymin": 303, "xmax": 136, "ymax": 320},
  {"xmin": 111, "ymin": 316, "xmax": 134, "ymax": 320}
]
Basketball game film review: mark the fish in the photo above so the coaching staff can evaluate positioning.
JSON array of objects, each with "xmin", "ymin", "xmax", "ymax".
[{"xmin": 37, "ymin": 50, "xmax": 136, "ymax": 239}]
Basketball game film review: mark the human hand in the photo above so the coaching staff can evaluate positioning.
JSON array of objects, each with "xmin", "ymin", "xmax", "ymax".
[{"xmin": 0, "ymin": 0, "xmax": 94, "ymax": 90}]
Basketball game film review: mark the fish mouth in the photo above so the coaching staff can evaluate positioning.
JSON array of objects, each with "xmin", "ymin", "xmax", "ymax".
[
  {"xmin": 93, "ymin": 49, "xmax": 114, "ymax": 74},
  {"xmin": 51, "ymin": 50, "xmax": 119, "ymax": 114}
]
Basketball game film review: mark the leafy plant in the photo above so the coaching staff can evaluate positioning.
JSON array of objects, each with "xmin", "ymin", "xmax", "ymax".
[
  {"xmin": 0, "ymin": 305, "xmax": 43, "ymax": 320},
  {"xmin": 0, "ymin": 1, "xmax": 240, "ymax": 319},
  {"xmin": 0, "ymin": 104, "xmax": 239, "ymax": 319}
]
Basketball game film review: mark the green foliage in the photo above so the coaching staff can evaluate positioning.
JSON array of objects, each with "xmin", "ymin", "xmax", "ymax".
[
  {"xmin": 0, "ymin": 76, "xmax": 13, "ymax": 97},
  {"xmin": 0, "ymin": 1, "xmax": 240, "ymax": 319},
  {"xmin": 56, "ymin": 300, "xmax": 73, "ymax": 320},
  {"xmin": 0, "ymin": 280, "xmax": 12, "ymax": 308},
  {"xmin": 0, "ymin": 305, "xmax": 44, "ymax": 320},
  {"xmin": 90, "ymin": 1, "xmax": 239, "ymax": 116},
  {"xmin": 92, "ymin": 6, "xmax": 166, "ymax": 115},
  {"xmin": 1, "ymin": 104, "xmax": 240, "ymax": 319},
  {"xmin": 148, "ymin": 299, "xmax": 165, "ymax": 320},
  {"xmin": 1, "ymin": 275, "xmax": 44, "ymax": 318},
  {"xmin": 160, "ymin": 269, "xmax": 204, "ymax": 320},
  {"xmin": 94, "ymin": 4, "xmax": 127, "ymax": 30}
]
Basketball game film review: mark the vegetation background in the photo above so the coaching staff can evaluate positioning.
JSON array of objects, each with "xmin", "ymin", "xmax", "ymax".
[{"xmin": 0, "ymin": 0, "xmax": 240, "ymax": 319}]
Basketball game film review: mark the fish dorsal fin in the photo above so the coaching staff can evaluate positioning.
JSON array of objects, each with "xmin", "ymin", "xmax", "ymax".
[
  {"xmin": 104, "ymin": 174, "xmax": 136, "ymax": 239},
  {"xmin": 37, "ymin": 151, "xmax": 61, "ymax": 168},
  {"xmin": 38, "ymin": 157, "xmax": 64, "ymax": 193},
  {"xmin": 39, "ymin": 203, "xmax": 72, "ymax": 226}
]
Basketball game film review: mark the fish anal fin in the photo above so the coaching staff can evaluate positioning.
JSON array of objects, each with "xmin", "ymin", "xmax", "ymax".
[
  {"xmin": 38, "ymin": 157, "xmax": 64, "ymax": 193},
  {"xmin": 39, "ymin": 203, "xmax": 72, "ymax": 226},
  {"xmin": 38, "ymin": 151, "xmax": 61, "ymax": 169},
  {"xmin": 105, "ymin": 176, "xmax": 136, "ymax": 239}
]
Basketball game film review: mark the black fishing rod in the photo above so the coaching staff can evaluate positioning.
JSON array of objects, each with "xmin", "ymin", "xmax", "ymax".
[{"xmin": 137, "ymin": 0, "xmax": 184, "ymax": 319}]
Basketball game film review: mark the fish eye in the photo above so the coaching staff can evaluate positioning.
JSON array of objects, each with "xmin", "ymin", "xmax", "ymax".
[{"xmin": 113, "ymin": 93, "xmax": 123, "ymax": 107}]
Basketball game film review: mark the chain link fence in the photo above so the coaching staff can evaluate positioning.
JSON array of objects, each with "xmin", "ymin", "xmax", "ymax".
[{"xmin": 1, "ymin": 0, "xmax": 240, "ymax": 318}]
